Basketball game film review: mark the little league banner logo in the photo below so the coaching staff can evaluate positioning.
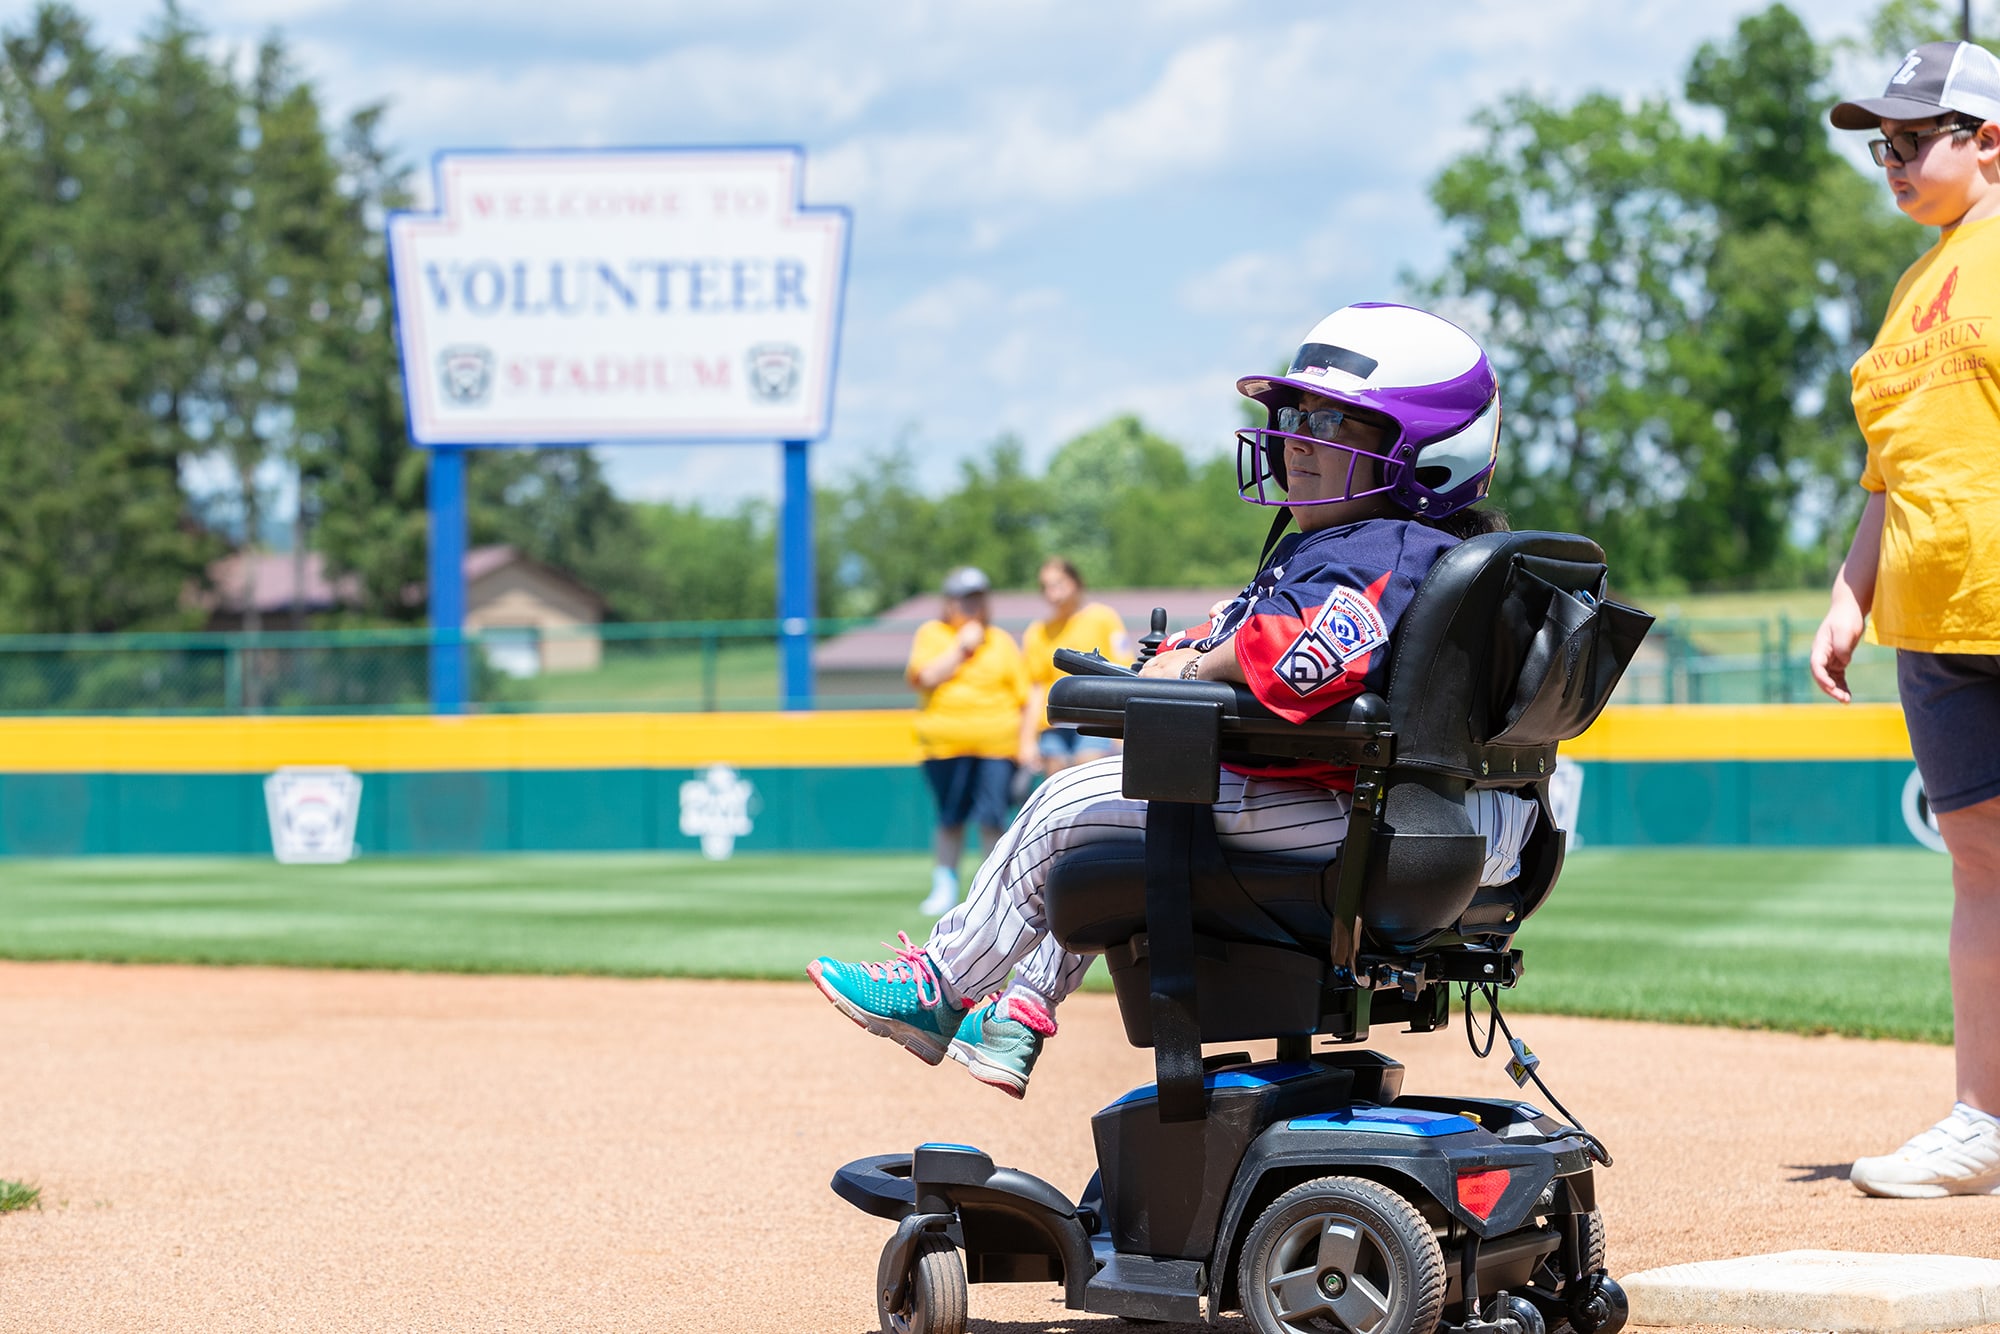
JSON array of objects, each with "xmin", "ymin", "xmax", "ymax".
[
  {"xmin": 263, "ymin": 766, "xmax": 364, "ymax": 864},
  {"xmin": 679, "ymin": 764, "xmax": 760, "ymax": 860},
  {"xmin": 1276, "ymin": 585, "xmax": 1389, "ymax": 696}
]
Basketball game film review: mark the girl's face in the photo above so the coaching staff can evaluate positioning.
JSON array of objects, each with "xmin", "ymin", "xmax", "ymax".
[
  {"xmin": 1282, "ymin": 392, "xmax": 1395, "ymax": 532},
  {"xmin": 1038, "ymin": 564, "xmax": 1080, "ymax": 611},
  {"xmin": 1881, "ymin": 116, "xmax": 2000, "ymax": 227},
  {"xmin": 943, "ymin": 593, "xmax": 987, "ymax": 626}
]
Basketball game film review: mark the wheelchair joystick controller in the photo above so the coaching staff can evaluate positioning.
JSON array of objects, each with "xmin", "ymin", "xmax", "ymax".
[{"xmin": 1131, "ymin": 607, "xmax": 1169, "ymax": 668}]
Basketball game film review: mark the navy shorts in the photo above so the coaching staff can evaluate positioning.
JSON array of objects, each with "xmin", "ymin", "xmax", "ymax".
[
  {"xmin": 923, "ymin": 756, "xmax": 1017, "ymax": 829},
  {"xmin": 1898, "ymin": 650, "xmax": 2000, "ymax": 814}
]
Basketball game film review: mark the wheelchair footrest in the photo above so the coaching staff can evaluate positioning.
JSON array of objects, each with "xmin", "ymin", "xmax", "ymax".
[{"xmin": 1082, "ymin": 1254, "xmax": 1205, "ymax": 1324}]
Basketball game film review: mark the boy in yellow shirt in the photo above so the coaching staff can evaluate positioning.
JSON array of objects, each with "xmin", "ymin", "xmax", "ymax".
[
  {"xmin": 1017, "ymin": 559, "xmax": 1129, "ymax": 776},
  {"xmin": 908, "ymin": 566, "xmax": 1029, "ymax": 914},
  {"xmin": 1814, "ymin": 39, "xmax": 2000, "ymax": 1198}
]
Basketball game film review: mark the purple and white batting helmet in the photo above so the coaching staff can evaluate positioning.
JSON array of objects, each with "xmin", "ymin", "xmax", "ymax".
[{"xmin": 1235, "ymin": 302, "xmax": 1500, "ymax": 518}]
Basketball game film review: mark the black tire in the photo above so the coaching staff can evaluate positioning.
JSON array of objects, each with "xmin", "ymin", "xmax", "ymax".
[
  {"xmin": 1238, "ymin": 1175, "xmax": 1446, "ymax": 1334},
  {"xmin": 878, "ymin": 1232, "xmax": 966, "ymax": 1334},
  {"xmin": 1548, "ymin": 1211, "xmax": 1608, "ymax": 1334}
]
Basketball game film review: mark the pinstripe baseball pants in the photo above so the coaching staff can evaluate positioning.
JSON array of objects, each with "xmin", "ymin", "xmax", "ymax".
[{"xmin": 925, "ymin": 754, "xmax": 1539, "ymax": 1011}]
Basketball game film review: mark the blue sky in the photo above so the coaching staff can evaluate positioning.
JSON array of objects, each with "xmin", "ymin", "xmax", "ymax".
[{"xmin": 48, "ymin": 0, "xmax": 1907, "ymax": 510}]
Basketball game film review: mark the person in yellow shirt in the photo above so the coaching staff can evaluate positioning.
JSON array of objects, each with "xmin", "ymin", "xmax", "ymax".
[
  {"xmin": 1017, "ymin": 559, "xmax": 1129, "ymax": 776},
  {"xmin": 1813, "ymin": 40, "xmax": 2000, "ymax": 1199},
  {"xmin": 909, "ymin": 566, "xmax": 1030, "ymax": 915}
]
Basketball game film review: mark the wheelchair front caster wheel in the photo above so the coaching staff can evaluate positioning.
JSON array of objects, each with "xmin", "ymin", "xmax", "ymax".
[
  {"xmin": 1564, "ymin": 1276, "xmax": 1627, "ymax": 1334},
  {"xmin": 878, "ymin": 1231, "xmax": 966, "ymax": 1334},
  {"xmin": 1490, "ymin": 1293, "xmax": 1547, "ymax": 1334},
  {"xmin": 1239, "ymin": 1175, "xmax": 1447, "ymax": 1334}
]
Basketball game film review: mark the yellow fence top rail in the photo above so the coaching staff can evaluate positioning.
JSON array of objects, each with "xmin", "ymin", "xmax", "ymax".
[
  {"xmin": 0, "ymin": 703, "xmax": 1910, "ymax": 774},
  {"xmin": 0, "ymin": 711, "xmax": 926, "ymax": 774}
]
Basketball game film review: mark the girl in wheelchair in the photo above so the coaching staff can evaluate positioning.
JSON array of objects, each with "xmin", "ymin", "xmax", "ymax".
[{"xmin": 811, "ymin": 302, "xmax": 1541, "ymax": 1098}]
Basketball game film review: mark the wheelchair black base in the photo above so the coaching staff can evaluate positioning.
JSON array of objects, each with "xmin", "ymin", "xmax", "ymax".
[{"xmin": 833, "ymin": 1048, "xmax": 1629, "ymax": 1334}]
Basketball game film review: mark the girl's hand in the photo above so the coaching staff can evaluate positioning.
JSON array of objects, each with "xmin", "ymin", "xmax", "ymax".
[
  {"xmin": 1808, "ymin": 604, "xmax": 1866, "ymax": 703},
  {"xmin": 1140, "ymin": 647, "xmax": 1201, "ymax": 679}
]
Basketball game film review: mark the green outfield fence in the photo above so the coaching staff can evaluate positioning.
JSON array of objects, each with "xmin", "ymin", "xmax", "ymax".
[{"xmin": 0, "ymin": 611, "xmax": 1899, "ymax": 715}]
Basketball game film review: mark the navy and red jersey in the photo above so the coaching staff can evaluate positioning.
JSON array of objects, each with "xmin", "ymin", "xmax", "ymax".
[{"xmin": 1164, "ymin": 518, "xmax": 1460, "ymax": 786}]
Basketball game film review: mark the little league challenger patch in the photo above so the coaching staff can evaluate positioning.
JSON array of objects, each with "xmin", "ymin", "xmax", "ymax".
[{"xmin": 1276, "ymin": 585, "xmax": 1389, "ymax": 696}]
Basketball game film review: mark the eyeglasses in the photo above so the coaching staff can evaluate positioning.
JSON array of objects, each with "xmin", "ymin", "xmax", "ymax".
[
  {"xmin": 1868, "ymin": 122, "xmax": 1970, "ymax": 167},
  {"xmin": 1274, "ymin": 405, "xmax": 1347, "ymax": 442}
]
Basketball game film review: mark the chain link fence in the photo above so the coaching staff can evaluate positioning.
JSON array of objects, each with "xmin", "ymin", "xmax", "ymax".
[{"xmin": 0, "ymin": 611, "xmax": 1899, "ymax": 715}]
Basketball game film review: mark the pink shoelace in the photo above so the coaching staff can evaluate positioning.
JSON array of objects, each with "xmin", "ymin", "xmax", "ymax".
[{"xmin": 862, "ymin": 931, "xmax": 943, "ymax": 1009}]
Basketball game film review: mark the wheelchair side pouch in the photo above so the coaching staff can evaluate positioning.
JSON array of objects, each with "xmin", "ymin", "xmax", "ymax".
[{"xmin": 1486, "ymin": 561, "xmax": 1653, "ymax": 747}]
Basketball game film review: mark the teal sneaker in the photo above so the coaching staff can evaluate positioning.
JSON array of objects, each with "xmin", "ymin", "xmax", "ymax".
[
  {"xmin": 948, "ymin": 994, "xmax": 1056, "ymax": 1099},
  {"xmin": 808, "ymin": 932, "xmax": 963, "ymax": 1065}
]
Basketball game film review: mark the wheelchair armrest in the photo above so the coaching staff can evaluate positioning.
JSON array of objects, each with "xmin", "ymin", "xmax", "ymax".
[{"xmin": 1046, "ymin": 674, "xmax": 1393, "ymax": 767}]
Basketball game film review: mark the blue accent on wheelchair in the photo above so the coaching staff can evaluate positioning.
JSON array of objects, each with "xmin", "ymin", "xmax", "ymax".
[
  {"xmin": 1286, "ymin": 1106, "xmax": 1479, "ymax": 1137},
  {"xmin": 1102, "ymin": 1060, "xmax": 1323, "ymax": 1110}
]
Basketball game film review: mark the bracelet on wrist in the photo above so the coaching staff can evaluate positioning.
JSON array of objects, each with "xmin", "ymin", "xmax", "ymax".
[{"xmin": 1179, "ymin": 654, "xmax": 1203, "ymax": 680}]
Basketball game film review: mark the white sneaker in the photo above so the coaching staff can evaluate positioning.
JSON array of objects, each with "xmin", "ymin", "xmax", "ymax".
[
  {"xmin": 920, "ymin": 869, "xmax": 959, "ymax": 918},
  {"xmin": 1850, "ymin": 1104, "xmax": 2000, "ymax": 1199}
]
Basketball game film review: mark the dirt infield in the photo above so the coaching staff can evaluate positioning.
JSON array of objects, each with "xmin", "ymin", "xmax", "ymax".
[{"xmin": 1, "ymin": 962, "xmax": 1996, "ymax": 1334}]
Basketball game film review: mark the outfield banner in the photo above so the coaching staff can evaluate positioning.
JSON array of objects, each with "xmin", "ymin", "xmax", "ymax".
[
  {"xmin": 387, "ymin": 148, "xmax": 850, "ymax": 446},
  {"xmin": 263, "ymin": 766, "xmax": 363, "ymax": 864}
]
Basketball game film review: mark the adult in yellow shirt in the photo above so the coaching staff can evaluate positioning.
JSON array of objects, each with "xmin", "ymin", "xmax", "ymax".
[
  {"xmin": 1017, "ymin": 559, "xmax": 1130, "ymax": 776},
  {"xmin": 1813, "ymin": 40, "xmax": 2000, "ymax": 1199},
  {"xmin": 909, "ymin": 566, "xmax": 1029, "ymax": 915}
]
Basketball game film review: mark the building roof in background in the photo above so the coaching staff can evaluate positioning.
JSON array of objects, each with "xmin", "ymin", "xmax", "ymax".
[
  {"xmin": 463, "ymin": 545, "xmax": 607, "ymax": 615},
  {"xmin": 198, "ymin": 546, "xmax": 602, "ymax": 617},
  {"xmin": 815, "ymin": 588, "xmax": 1235, "ymax": 672},
  {"xmin": 198, "ymin": 551, "xmax": 363, "ymax": 616}
]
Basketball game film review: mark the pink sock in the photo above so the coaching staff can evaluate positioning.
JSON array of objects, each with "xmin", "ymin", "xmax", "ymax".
[{"xmin": 999, "ymin": 983, "xmax": 1058, "ymax": 1035}]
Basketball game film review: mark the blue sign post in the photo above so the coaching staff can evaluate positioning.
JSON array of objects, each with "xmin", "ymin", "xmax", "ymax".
[
  {"xmin": 387, "ymin": 148, "xmax": 850, "ymax": 716},
  {"xmin": 427, "ymin": 445, "xmax": 470, "ymax": 712},
  {"xmin": 779, "ymin": 438, "xmax": 815, "ymax": 708}
]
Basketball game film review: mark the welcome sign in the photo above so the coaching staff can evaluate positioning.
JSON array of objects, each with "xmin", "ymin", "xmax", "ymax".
[{"xmin": 388, "ymin": 148, "xmax": 850, "ymax": 446}]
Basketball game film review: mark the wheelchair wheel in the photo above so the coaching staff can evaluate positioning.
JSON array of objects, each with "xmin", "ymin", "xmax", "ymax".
[
  {"xmin": 878, "ymin": 1232, "xmax": 966, "ymax": 1334},
  {"xmin": 1239, "ymin": 1175, "xmax": 1445, "ymax": 1334},
  {"xmin": 1551, "ymin": 1212, "xmax": 1622, "ymax": 1334}
]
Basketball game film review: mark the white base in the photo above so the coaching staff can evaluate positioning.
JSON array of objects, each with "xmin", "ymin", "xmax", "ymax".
[{"xmin": 1624, "ymin": 1250, "xmax": 2000, "ymax": 1332}]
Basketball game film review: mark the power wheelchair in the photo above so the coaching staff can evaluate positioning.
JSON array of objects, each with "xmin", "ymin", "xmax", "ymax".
[{"xmin": 833, "ymin": 530, "xmax": 1653, "ymax": 1334}]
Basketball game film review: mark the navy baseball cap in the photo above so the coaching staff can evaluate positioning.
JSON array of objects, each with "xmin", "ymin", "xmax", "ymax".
[
  {"xmin": 941, "ymin": 566, "xmax": 990, "ymax": 598},
  {"xmin": 1831, "ymin": 40, "xmax": 2000, "ymax": 129}
]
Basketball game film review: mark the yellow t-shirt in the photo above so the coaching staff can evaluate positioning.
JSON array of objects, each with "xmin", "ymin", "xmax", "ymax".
[
  {"xmin": 906, "ymin": 621, "xmax": 1029, "ymax": 760},
  {"xmin": 1021, "ymin": 602, "xmax": 1130, "ymax": 727},
  {"xmin": 1852, "ymin": 212, "xmax": 2000, "ymax": 653}
]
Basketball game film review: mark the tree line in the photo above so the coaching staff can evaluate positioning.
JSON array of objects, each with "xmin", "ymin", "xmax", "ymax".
[{"xmin": 0, "ymin": 1, "xmax": 1981, "ymax": 635}]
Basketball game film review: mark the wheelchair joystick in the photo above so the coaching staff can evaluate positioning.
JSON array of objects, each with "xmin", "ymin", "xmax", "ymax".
[{"xmin": 1131, "ymin": 607, "xmax": 1169, "ymax": 668}]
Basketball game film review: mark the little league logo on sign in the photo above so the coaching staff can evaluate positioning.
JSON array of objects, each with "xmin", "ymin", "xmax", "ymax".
[
  {"xmin": 747, "ymin": 342, "xmax": 801, "ymax": 402},
  {"xmin": 388, "ymin": 148, "xmax": 849, "ymax": 446},
  {"xmin": 1276, "ymin": 586, "xmax": 1388, "ymax": 696},
  {"xmin": 679, "ymin": 765, "xmax": 760, "ymax": 861},
  {"xmin": 439, "ymin": 345, "xmax": 495, "ymax": 404},
  {"xmin": 264, "ymin": 767, "xmax": 363, "ymax": 864}
]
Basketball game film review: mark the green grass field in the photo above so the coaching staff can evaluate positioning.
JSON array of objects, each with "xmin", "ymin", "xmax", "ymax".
[{"xmin": 0, "ymin": 848, "xmax": 1954, "ymax": 1043}]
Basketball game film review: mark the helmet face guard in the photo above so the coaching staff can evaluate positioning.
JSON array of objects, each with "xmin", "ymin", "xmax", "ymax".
[
  {"xmin": 1234, "ymin": 303, "xmax": 1501, "ymax": 519},
  {"xmin": 1235, "ymin": 422, "xmax": 1408, "ymax": 508}
]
